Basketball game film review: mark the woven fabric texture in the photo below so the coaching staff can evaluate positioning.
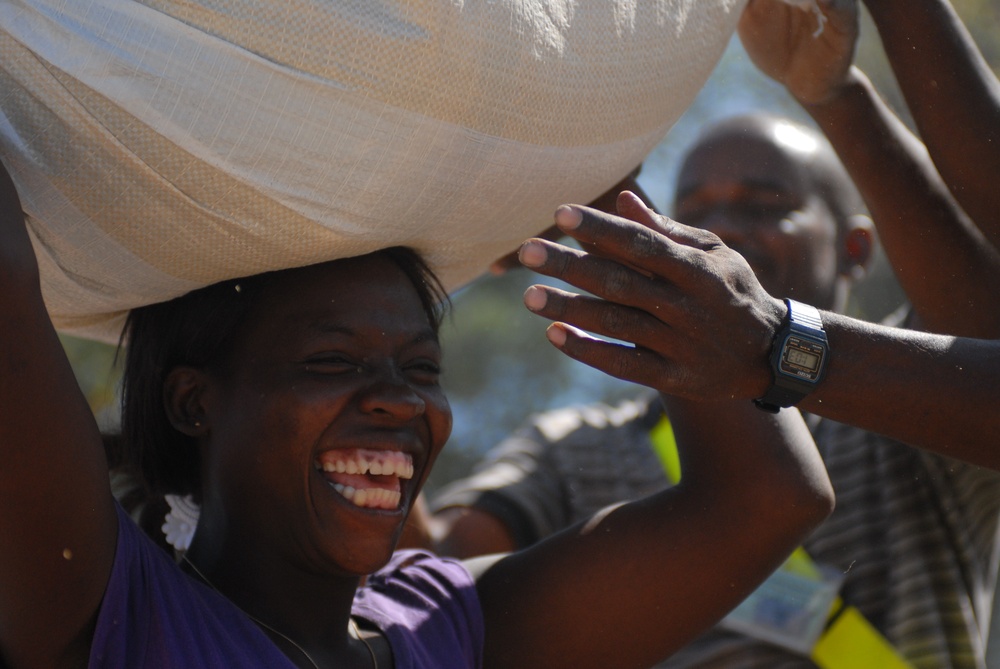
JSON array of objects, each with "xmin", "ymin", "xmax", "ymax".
[{"xmin": 0, "ymin": 0, "xmax": 745, "ymax": 342}]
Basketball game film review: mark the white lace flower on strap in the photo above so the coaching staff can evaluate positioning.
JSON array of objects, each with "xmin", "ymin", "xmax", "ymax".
[
  {"xmin": 780, "ymin": 0, "xmax": 828, "ymax": 37},
  {"xmin": 162, "ymin": 494, "xmax": 201, "ymax": 552}
]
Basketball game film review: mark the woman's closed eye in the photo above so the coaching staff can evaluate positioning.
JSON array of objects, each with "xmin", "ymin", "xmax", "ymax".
[
  {"xmin": 302, "ymin": 354, "xmax": 362, "ymax": 374},
  {"xmin": 403, "ymin": 359, "xmax": 442, "ymax": 384},
  {"xmin": 301, "ymin": 354, "xmax": 440, "ymax": 383}
]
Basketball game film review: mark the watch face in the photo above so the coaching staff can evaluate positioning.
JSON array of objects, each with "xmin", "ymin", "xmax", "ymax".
[
  {"xmin": 779, "ymin": 335, "xmax": 825, "ymax": 381},
  {"xmin": 786, "ymin": 347, "xmax": 820, "ymax": 370}
]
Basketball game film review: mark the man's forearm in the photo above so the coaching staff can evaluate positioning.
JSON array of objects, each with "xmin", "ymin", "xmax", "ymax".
[{"xmin": 799, "ymin": 311, "xmax": 1000, "ymax": 469}]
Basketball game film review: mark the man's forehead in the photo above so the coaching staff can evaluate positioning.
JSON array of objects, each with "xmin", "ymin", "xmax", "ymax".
[
  {"xmin": 678, "ymin": 141, "xmax": 806, "ymax": 197},
  {"xmin": 768, "ymin": 121, "xmax": 820, "ymax": 156},
  {"xmin": 685, "ymin": 118, "xmax": 822, "ymax": 169}
]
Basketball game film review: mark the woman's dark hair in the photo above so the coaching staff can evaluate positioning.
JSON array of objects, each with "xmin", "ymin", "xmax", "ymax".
[{"xmin": 119, "ymin": 247, "xmax": 449, "ymax": 498}]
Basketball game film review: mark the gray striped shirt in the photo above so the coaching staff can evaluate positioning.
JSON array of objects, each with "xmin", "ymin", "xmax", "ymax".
[{"xmin": 434, "ymin": 395, "xmax": 1000, "ymax": 668}]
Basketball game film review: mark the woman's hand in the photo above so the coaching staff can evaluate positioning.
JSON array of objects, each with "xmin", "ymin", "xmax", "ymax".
[
  {"xmin": 739, "ymin": 0, "xmax": 860, "ymax": 106},
  {"xmin": 518, "ymin": 191, "xmax": 785, "ymax": 402}
]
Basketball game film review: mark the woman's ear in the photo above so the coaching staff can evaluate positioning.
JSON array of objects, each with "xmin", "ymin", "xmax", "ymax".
[
  {"xmin": 838, "ymin": 215, "xmax": 876, "ymax": 280},
  {"xmin": 164, "ymin": 367, "xmax": 209, "ymax": 437}
]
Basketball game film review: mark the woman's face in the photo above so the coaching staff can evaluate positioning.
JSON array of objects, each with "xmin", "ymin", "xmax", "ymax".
[{"xmin": 195, "ymin": 253, "xmax": 452, "ymax": 575}]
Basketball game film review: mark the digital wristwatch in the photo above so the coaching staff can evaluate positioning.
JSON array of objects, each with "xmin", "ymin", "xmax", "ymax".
[{"xmin": 753, "ymin": 299, "xmax": 829, "ymax": 413}]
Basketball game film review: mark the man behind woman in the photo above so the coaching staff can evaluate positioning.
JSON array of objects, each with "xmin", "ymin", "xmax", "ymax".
[{"xmin": 426, "ymin": 0, "xmax": 1000, "ymax": 666}]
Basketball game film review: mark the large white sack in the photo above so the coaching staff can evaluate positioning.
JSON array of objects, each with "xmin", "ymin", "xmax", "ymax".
[{"xmin": 0, "ymin": 0, "xmax": 746, "ymax": 343}]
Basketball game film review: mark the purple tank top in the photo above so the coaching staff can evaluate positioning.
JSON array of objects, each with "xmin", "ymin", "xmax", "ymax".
[{"xmin": 90, "ymin": 504, "xmax": 484, "ymax": 668}]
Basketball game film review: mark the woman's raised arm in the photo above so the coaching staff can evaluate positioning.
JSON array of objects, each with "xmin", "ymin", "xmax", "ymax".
[
  {"xmin": 471, "ymin": 195, "xmax": 834, "ymax": 669},
  {"xmin": 0, "ymin": 160, "xmax": 117, "ymax": 668}
]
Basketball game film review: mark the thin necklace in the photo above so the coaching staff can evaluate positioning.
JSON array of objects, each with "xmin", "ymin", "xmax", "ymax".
[
  {"xmin": 351, "ymin": 618, "xmax": 379, "ymax": 669},
  {"xmin": 181, "ymin": 555, "xmax": 377, "ymax": 669}
]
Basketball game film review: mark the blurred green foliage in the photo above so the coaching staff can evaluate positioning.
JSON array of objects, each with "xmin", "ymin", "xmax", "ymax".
[{"xmin": 59, "ymin": 334, "xmax": 121, "ymax": 429}]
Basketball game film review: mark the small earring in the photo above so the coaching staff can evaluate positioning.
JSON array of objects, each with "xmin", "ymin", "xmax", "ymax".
[{"xmin": 194, "ymin": 420, "xmax": 202, "ymax": 428}]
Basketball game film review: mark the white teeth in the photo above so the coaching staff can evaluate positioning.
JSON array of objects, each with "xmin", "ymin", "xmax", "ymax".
[
  {"xmin": 315, "ymin": 450, "xmax": 414, "ymax": 480},
  {"xmin": 330, "ymin": 483, "xmax": 402, "ymax": 510}
]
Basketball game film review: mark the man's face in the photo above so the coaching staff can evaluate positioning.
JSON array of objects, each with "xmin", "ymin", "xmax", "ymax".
[{"xmin": 673, "ymin": 131, "xmax": 842, "ymax": 310}]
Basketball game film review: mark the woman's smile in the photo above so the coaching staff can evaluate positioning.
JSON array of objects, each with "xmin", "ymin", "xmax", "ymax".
[{"xmin": 314, "ymin": 448, "xmax": 416, "ymax": 510}]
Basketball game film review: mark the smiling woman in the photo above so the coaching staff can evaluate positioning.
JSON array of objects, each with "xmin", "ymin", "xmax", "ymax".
[
  {"xmin": 120, "ymin": 249, "xmax": 449, "ymax": 507},
  {"xmin": 119, "ymin": 251, "xmax": 453, "ymax": 583},
  {"xmin": 0, "ymin": 154, "xmax": 834, "ymax": 668}
]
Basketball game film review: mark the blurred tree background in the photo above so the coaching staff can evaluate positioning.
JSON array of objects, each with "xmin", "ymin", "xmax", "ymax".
[{"xmin": 63, "ymin": 0, "xmax": 999, "ymax": 491}]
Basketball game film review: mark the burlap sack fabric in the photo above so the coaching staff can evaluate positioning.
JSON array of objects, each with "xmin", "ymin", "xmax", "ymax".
[{"xmin": 0, "ymin": 0, "xmax": 747, "ymax": 343}]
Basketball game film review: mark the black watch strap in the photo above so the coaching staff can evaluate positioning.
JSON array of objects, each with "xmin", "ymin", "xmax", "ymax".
[{"xmin": 753, "ymin": 299, "xmax": 829, "ymax": 414}]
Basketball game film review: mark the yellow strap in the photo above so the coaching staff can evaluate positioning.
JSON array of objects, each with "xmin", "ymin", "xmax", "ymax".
[
  {"xmin": 812, "ymin": 599, "xmax": 915, "ymax": 669},
  {"xmin": 649, "ymin": 416, "xmax": 681, "ymax": 484},
  {"xmin": 649, "ymin": 414, "xmax": 915, "ymax": 669},
  {"xmin": 783, "ymin": 546, "xmax": 821, "ymax": 579}
]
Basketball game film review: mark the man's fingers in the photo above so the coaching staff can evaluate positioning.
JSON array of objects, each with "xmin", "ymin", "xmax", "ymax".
[
  {"xmin": 519, "ymin": 238, "xmax": 651, "ymax": 307},
  {"xmin": 541, "ymin": 323, "xmax": 680, "ymax": 396},
  {"xmin": 518, "ymin": 239, "xmax": 685, "ymax": 321},
  {"xmin": 490, "ymin": 223, "xmax": 565, "ymax": 275},
  {"xmin": 614, "ymin": 191, "xmax": 707, "ymax": 247},
  {"xmin": 551, "ymin": 199, "xmax": 722, "ymax": 278},
  {"xmin": 523, "ymin": 285, "xmax": 673, "ymax": 352}
]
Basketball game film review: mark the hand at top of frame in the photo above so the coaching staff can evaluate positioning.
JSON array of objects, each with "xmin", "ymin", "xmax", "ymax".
[
  {"xmin": 519, "ymin": 191, "xmax": 786, "ymax": 402},
  {"xmin": 739, "ymin": 0, "xmax": 860, "ymax": 106}
]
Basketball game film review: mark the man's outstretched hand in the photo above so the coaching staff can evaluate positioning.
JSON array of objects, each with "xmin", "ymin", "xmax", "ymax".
[{"xmin": 519, "ymin": 192, "xmax": 785, "ymax": 401}]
